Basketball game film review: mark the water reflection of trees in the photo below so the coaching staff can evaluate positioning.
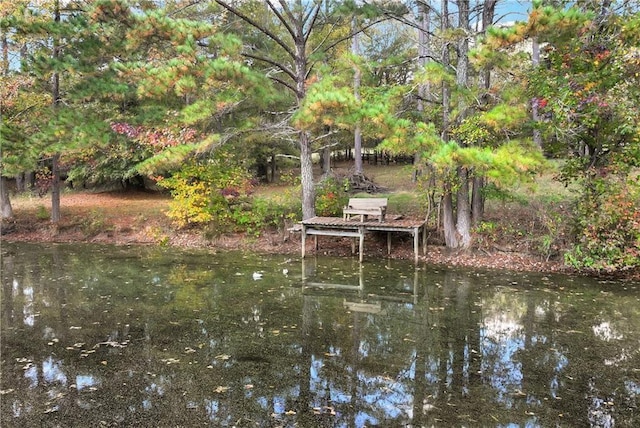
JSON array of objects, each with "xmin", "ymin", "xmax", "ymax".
[{"xmin": 1, "ymin": 244, "xmax": 639, "ymax": 427}]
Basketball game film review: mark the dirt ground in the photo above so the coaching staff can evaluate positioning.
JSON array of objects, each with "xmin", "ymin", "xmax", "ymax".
[{"xmin": 1, "ymin": 190, "xmax": 572, "ymax": 275}]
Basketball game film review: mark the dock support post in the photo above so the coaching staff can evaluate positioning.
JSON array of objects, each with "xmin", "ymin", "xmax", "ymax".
[
  {"xmin": 301, "ymin": 224, "xmax": 306, "ymax": 258},
  {"xmin": 359, "ymin": 227, "xmax": 364, "ymax": 262},
  {"xmin": 413, "ymin": 227, "xmax": 420, "ymax": 263}
]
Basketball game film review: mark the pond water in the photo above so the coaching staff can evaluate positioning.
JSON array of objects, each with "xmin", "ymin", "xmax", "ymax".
[{"xmin": 1, "ymin": 242, "xmax": 639, "ymax": 427}]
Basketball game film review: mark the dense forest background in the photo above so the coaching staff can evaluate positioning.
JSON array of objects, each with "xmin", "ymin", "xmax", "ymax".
[{"xmin": 1, "ymin": 0, "xmax": 639, "ymax": 275}]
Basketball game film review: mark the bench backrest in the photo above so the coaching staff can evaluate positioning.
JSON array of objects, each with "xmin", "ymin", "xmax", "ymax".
[{"xmin": 346, "ymin": 198, "xmax": 387, "ymax": 209}]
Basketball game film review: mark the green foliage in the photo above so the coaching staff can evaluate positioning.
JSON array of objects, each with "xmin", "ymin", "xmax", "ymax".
[
  {"xmin": 231, "ymin": 193, "xmax": 301, "ymax": 237},
  {"xmin": 35, "ymin": 205, "xmax": 49, "ymax": 221},
  {"xmin": 292, "ymin": 76, "xmax": 357, "ymax": 132},
  {"xmin": 565, "ymin": 176, "xmax": 640, "ymax": 272},
  {"xmin": 314, "ymin": 176, "xmax": 350, "ymax": 217},
  {"xmin": 482, "ymin": 182, "xmax": 527, "ymax": 205},
  {"xmin": 156, "ymin": 151, "xmax": 302, "ymax": 236},
  {"xmin": 379, "ymin": 120, "xmax": 441, "ymax": 156},
  {"xmin": 156, "ymin": 154, "xmax": 252, "ymax": 229},
  {"xmin": 519, "ymin": 4, "xmax": 640, "ymax": 273},
  {"xmin": 80, "ymin": 209, "xmax": 110, "ymax": 237}
]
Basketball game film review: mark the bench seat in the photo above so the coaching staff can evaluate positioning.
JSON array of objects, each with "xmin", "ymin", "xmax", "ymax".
[{"xmin": 343, "ymin": 197, "xmax": 387, "ymax": 223}]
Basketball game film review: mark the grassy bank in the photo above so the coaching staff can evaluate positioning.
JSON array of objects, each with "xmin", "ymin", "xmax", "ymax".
[{"xmin": 3, "ymin": 161, "xmax": 579, "ymax": 274}]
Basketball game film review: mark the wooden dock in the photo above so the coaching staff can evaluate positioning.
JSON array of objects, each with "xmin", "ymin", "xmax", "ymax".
[{"xmin": 300, "ymin": 216, "xmax": 427, "ymax": 262}]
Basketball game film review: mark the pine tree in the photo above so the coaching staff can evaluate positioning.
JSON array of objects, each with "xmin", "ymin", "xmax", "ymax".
[
  {"xmin": 213, "ymin": 0, "xmax": 393, "ymax": 219},
  {"xmin": 379, "ymin": 0, "xmax": 547, "ymax": 249}
]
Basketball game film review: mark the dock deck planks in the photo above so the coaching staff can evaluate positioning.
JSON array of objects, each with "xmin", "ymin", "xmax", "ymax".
[{"xmin": 300, "ymin": 216, "xmax": 427, "ymax": 262}]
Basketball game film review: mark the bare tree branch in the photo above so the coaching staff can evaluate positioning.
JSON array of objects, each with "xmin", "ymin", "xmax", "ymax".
[
  {"xmin": 214, "ymin": 0, "xmax": 296, "ymax": 60},
  {"xmin": 243, "ymin": 52, "xmax": 296, "ymax": 82},
  {"xmin": 268, "ymin": 0, "xmax": 298, "ymax": 42}
]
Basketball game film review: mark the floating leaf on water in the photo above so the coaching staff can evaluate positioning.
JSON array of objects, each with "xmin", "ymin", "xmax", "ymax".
[
  {"xmin": 312, "ymin": 406, "xmax": 335, "ymax": 415},
  {"xmin": 512, "ymin": 389, "xmax": 526, "ymax": 397},
  {"xmin": 94, "ymin": 341, "xmax": 125, "ymax": 349}
]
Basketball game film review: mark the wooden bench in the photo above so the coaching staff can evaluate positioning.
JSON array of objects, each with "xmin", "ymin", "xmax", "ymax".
[{"xmin": 343, "ymin": 198, "xmax": 387, "ymax": 223}]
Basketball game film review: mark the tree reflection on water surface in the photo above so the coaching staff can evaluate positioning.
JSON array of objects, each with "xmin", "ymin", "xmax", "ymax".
[{"xmin": 1, "ymin": 242, "xmax": 639, "ymax": 427}]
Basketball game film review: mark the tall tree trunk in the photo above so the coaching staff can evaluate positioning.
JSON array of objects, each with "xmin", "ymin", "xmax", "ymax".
[
  {"xmin": 352, "ymin": 18, "xmax": 363, "ymax": 176},
  {"xmin": 51, "ymin": 0, "xmax": 61, "ymax": 223},
  {"xmin": 471, "ymin": 0, "xmax": 497, "ymax": 226},
  {"xmin": 322, "ymin": 144, "xmax": 331, "ymax": 174},
  {"xmin": 15, "ymin": 173, "xmax": 24, "ymax": 193},
  {"xmin": 454, "ymin": 0, "xmax": 471, "ymax": 248},
  {"xmin": 442, "ymin": 186, "xmax": 458, "ymax": 248},
  {"xmin": 456, "ymin": 167, "xmax": 471, "ymax": 247},
  {"xmin": 1, "ymin": 26, "xmax": 13, "ymax": 219},
  {"xmin": 413, "ymin": 0, "xmax": 431, "ymax": 182},
  {"xmin": 471, "ymin": 176, "xmax": 485, "ymax": 226},
  {"xmin": 531, "ymin": 36, "xmax": 542, "ymax": 148},
  {"xmin": 300, "ymin": 132, "xmax": 316, "ymax": 220},
  {"xmin": 0, "ymin": 176, "xmax": 13, "ymax": 219},
  {"xmin": 51, "ymin": 154, "xmax": 61, "ymax": 222},
  {"xmin": 440, "ymin": 0, "xmax": 459, "ymax": 248},
  {"xmin": 456, "ymin": 0, "xmax": 470, "ymax": 93},
  {"xmin": 294, "ymin": 24, "xmax": 315, "ymax": 219},
  {"xmin": 270, "ymin": 153, "xmax": 276, "ymax": 182},
  {"xmin": 440, "ymin": 0, "xmax": 450, "ymax": 144}
]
